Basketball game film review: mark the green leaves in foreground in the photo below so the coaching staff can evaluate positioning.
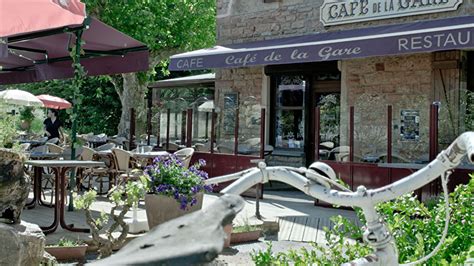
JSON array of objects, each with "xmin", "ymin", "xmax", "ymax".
[{"xmin": 251, "ymin": 176, "xmax": 474, "ymax": 265}]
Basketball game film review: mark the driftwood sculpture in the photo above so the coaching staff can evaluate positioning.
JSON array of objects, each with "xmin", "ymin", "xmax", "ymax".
[{"xmin": 90, "ymin": 194, "xmax": 244, "ymax": 265}]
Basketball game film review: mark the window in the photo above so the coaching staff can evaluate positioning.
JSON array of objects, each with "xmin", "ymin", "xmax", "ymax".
[{"xmin": 274, "ymin": 75, "xmax": 306, "ymax": 150}]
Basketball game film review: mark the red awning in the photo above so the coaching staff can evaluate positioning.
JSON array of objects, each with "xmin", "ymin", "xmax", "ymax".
[
  {"xmin": 0, "ymin": 0, "xmax": 86, "ymax": 38},
  {"xmin": 0, "ymin": 1, "xmax": 149, "ymax": 85}
]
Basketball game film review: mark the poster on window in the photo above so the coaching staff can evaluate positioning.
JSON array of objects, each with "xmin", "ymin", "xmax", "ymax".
[{"xmin": 400, "ymin": 110, "xmax": 420, "ymax": 141}]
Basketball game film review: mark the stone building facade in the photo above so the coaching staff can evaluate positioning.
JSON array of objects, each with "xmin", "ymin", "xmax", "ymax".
[{"xmin": 209, "ymin": 0, "xmax": 474, "ymax": 166}]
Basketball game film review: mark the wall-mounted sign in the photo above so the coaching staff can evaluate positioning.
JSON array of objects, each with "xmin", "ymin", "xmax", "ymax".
[
  {"xmin": 400, "ymin": 110, "xmax": 420, "ymax": 141},
  {"xmin": 320, "ymin": 0, "xmax": 463, "ymax": 26}
]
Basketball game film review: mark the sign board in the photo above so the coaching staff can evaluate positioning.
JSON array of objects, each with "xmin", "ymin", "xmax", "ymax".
[
  {"xmin": 0, "ymin": 38, "xmax": 7, "ymax": 58},
  {"xmin": 400, "ymin": 110, "xmax": 420, "ymax": 141},
  {"xmin": 320, "ymin": 0, "xmax": 463, "ymax": 26}
]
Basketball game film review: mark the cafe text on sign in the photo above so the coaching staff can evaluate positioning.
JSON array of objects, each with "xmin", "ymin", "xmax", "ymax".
[{"xmin": 320, "ymin": 0, "xmax": 463, "ymax": 26}]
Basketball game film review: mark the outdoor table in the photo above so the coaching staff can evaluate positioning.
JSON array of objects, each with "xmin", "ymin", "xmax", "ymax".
[
  {"xmin": 25, "ymin": 160, "xmax": 105, "ymax": 234},
  {"xmin": 132, "ymin": 151, "xmax": 169, "ymax": 159},
  {"xmin": 132, "ymin": 151, "xmax": 170, "ymax": 167},
  {"xmin": 24, "ymin": 153, "xmax": 62, "ymax": 209}
]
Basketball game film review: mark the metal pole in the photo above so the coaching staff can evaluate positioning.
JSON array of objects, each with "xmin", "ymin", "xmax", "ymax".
[
  {"xmin": 166, "ymin": 108, "xmax": 170, "ymax": 150},
  {"xmin": 146, "ymin": 89, "xmax": 152, "ymax": 146},
  {"xmin": 67, "ymin": 29, "xmax": 83, "ymax": 212},
  {"xmin": 186, "ymin": 108, "xmax": 193, "ymax": 147}
]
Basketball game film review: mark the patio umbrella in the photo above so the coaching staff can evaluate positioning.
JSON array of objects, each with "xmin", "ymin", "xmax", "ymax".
[
  {"xmin": 36, "ymin": 94, "xmax": 72, "ymax": 109},
  {"xmin": 0, "ymin": 89, "xmax": 44, "ymax": 107},
  {"xmin": 198, "ymin": 100, "xmax": 220, "ymax": 113}
]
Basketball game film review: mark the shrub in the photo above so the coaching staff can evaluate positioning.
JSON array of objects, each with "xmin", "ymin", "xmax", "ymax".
[{"xmin": 251, "ymin": 176, "xmax": 474, "ymax": 265}]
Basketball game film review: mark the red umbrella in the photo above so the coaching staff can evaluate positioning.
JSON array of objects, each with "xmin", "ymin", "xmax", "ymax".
[{"xmin": 36, "ymin": 94, "xmax": 72, "ymax": 109}]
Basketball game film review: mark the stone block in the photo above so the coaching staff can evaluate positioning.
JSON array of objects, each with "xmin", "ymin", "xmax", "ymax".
[{"xmin": 0, "ymin": 221, "xmax": 45, "ymax": 266}]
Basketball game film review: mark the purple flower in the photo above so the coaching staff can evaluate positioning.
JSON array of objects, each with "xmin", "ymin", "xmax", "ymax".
[{"xmin": 144, "ymin": 152, "xmax": 209, "ymax": 210}]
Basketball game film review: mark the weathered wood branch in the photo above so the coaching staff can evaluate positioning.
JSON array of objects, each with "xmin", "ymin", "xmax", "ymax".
[{"xmin": 90, "ymin": 194, "xmax": 244, "ymax": 265}]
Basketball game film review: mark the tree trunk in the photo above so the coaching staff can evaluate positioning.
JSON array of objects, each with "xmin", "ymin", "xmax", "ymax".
[{"xmin": 117, "ymin": 73, "xmax": 147, "ymax": 136}]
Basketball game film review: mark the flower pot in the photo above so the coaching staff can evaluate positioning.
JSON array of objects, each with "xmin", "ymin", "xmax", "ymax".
[
  {"xmin": 44, "ymin": 245, "xmax": 88, "ymax": 261},
  {"xmin": 145, "ymin": 193, "xmax": 203, "ymax": 230},
  {"xmin": 223, "ymin": 224, "xmax": 232, "ymax": 248},
  {"xmin": 231, "ymin": 230, "xmax": 262, "ymax": 244}
]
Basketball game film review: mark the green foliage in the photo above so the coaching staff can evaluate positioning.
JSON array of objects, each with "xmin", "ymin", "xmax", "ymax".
[
  {"xmin": 18, "ymin": 77, "xmax": 121, "ymax": 136},
  {"xmin": 85, "ymin": 0, "xmax": 216, "ymax": 55},
  {"xmin": 251, "ymin": 177, "xmax": 474, "ymax": 265},
  {"xmin": 250, "ymin": 216, "xmax": 371, "ymax": 266},
  {"xmin": 19, "ymin": 107, "xmax": 35, "ymax": 123},
  {"xmin": 75, "ymin": 179, "xmax": 147, "ymax": 258},
  {"xmin": 0, "ymin": 114, "xmax": 19, "ymax": 148},
  {"xmin": 48, "ymin": 237, "xmax": 83, "ymax": 247}
]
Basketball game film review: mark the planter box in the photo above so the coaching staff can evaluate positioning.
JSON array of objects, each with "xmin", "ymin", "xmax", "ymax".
[
  {"xmin": 45, "ymin": 245, "xmax": 88, "ymax": 261},
  {"xmin": 231, "ymin": 230, "xmax": 262, "ymax": 244},
  {"xmin": 145, "ymin": 193, "xmax": 203, "ymax": 230}
]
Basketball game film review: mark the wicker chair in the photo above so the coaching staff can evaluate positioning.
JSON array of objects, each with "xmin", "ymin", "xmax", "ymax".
[
  {"xmin": 173, "ymin": 148, "xmax": 194, "ymax": 168},
  {"xmin": 112, "ymin": 148, "xmax": 141, "ymax": 186}
]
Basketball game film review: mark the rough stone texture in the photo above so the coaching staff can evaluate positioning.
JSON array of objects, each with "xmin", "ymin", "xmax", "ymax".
[
  {"xmin": 340, "ymin": 54, "xmax": 434, "ymax": 161},
  {"xmin": 0, "ymin": 149, "xmax": 29, "ymax": 223},
  {"xmin": 214, "ymin": 0, "xmax": 472, "ymax": 164},
  {"xmin": 216, "ymin": 0, "xmax": 474, "ymax": 45},
  {"xmin": 215, "ymin": 67, "xmax": 263, "ymax": 141},
  {"xmin": 0, "ymin": 221, "xmax": 46, "ymax": 266}
]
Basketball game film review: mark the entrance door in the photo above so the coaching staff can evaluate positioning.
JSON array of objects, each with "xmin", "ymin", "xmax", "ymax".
[{"xmin": 307, "ymin": 73, "xmax": 341, "ymax": 164}]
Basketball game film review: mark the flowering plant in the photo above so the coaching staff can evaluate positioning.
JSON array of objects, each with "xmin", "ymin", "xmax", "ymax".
[{"xmin": 142, "ymin": 154, "xmax": 213, "ymax": 210}]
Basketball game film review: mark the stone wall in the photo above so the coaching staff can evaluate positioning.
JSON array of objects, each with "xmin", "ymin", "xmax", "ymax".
[
  {"xmin": 216, "ymin": 0, "xmax": 474, "ymax": 45},
  {"xmin": 340, "ymin": 53, "xmax": 434, "ymax": 162},
  {"xmin": 215, "ymin": 67, "xmax": 263, "ymax": 148}
]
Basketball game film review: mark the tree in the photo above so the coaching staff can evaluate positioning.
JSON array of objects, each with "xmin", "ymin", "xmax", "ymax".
[{"xmin": 84, "ymin": 0, "xmax": 216, "ymax": 136}]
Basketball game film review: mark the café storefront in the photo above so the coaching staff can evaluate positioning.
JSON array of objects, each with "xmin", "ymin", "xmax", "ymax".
[{"xmin": 168, "ymin": 1, "xmax": 474, "ymax": 200}]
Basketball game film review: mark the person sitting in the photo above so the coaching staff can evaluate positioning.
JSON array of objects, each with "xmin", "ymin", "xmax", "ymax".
[{"xmin": 43, "ymin": 109, "xmax": 64, "ymax": 142}]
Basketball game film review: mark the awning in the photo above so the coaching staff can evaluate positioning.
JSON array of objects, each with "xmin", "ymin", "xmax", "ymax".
[
  {"xmin": 0, "ymin": 18, "xmax": 149, "ymax": 85},
  {"xmin": 148, "ymin": 73, "xmax": 215, "ymax": 89},
  {"xmin": 170, "ymin": 15, "xmax": 474, "ymax": 71}
]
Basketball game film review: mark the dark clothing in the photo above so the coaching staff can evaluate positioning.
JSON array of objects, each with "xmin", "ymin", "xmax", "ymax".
[{"xmin": 44, "ymin": 118, "xmax": 61, "ymax": 140}]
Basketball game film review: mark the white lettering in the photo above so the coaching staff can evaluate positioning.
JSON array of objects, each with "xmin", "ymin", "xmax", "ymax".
[
  {"xmin": 225, "ymin": 54, "xmax": 257, "ymax": 66},
  {"xmin": 443, "ymin": 33, "xmax": 457, "ymax": 46},
  {"xmin": 411, "ymin": 36, "xmax": 422, "ymax": 49},
  {"xmin": 176, "ymin": 58, "xmax": 203, "ymax": 69},
  {"xmin": 423, "ymin": 36, "xmax": 433, "ymax": 48},
  {"xmin": 458, "ymin": 31, "xmax": 471, "ymax": 45},
  {"xmin": 290, "ymin": 49, "xmax": 309, "ymax": 60},
  {"xmin": 398, "ymin": 38, "xmax": 409, "ymax": 50},
  {"xmin": 318, "ymin": 46, "xmax": 362, "ymax": 60}
]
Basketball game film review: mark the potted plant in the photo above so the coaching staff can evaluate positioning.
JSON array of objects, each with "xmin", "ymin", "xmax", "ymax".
[
  {"xmin": 230, "ymin": 218, "xmax": 262, "ymax": 244},
  {"xmin": 44, "ymin": 238, "xmax": 88, "ymax": 262},
  {"xmin": 142, "ymin": 155, "xmax": 213, "ymax": 229},
  {"xmin": 75, "ymin": 179, "xmax": 147, "ymax": 258}
]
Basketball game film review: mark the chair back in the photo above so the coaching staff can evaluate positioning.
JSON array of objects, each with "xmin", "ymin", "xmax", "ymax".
[
  {"xmin": 95, "ymin": 143, "xmax": 116, "ymax": 151},
  {"xmin": 173, "ymin": 148, "xmax": 194, "ymax": 168},
  {"xmin": 19, "ymin": 143, "xmax": 31, "ymax": 152},
  {"xmin": 112, "ymin": 148, "xmax": 132, "ymax": 172},
  {"xmin": 62, "ymin": 147, "xmax": 83, "ymax": 160},
  {"xmin": 80, "ymin": 146, "xmax": 96, "ymax": 161},
  {"xmin": 47, "ymin": 143, "xmax": 65, "ymax": 154},
  {"xmin": 46, "ymin": 137, "xmax": 59, "ymax": 144},
  {"xmin": 165, "ymin": 142, "xmax": 180, "ymax": 151}
]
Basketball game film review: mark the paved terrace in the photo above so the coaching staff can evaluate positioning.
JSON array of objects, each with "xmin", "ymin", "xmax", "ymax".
[{"xmin": 22, "ymin": 189, "xmax": 359, "ymax": 263}]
